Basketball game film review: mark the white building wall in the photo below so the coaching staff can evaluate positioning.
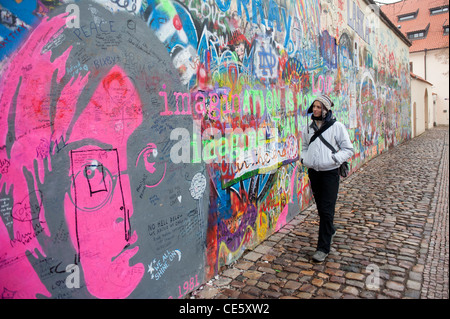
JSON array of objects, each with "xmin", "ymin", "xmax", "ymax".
[{"xmin": 410, "ymin": 48, "xmax": 449, "ymax": 126}]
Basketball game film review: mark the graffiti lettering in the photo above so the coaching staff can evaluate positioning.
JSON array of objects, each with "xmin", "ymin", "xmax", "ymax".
[
  {"xmin": 10, "ymin": 223, "xmax": 45, "ymax": 247},
  {"xmin": 72, "ymin": 20, "xmax": 116, "ymax": 41},
  {"xmin": 93, "ymin": 56, "xmax": 120, "ymax": 69}
]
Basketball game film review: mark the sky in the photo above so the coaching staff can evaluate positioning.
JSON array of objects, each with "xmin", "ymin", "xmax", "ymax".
[{"xmin": 374, "ymin": 0, "xmax": 403, "ymax": 5}]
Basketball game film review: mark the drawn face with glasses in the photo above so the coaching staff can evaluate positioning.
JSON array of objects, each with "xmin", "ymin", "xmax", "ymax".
[
  {"xmin": 0, "ymin": 43, "xmax": 148, "ymax": 297},
  {"xmin": 0, "ymin": 6, "xmax": 203, "ymax": 299}
]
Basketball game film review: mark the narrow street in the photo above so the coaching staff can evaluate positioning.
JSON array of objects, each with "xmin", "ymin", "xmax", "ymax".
[{"xmin": 191, "ymin": 126, "xmax": 449, "ymax": 299}]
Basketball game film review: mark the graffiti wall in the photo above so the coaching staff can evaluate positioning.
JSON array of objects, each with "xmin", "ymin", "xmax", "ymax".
[{"xmin": 0, "ymin": 0, "xmax": 410, "ymax": 299}]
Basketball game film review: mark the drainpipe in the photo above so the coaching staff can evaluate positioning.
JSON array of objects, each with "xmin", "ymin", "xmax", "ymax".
[{"xmin": 424, "ymin": 48, "xmax": 427, "ymax": 80}]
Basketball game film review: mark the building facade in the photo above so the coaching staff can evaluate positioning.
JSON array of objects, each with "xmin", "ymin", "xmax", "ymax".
[
  {"xmin": 382, "ymin": 0, "xmax": 450, "ymax": 127},
  {"xmin": 411, "ymin": 73, "xmax": 434, "ymax": 136}
]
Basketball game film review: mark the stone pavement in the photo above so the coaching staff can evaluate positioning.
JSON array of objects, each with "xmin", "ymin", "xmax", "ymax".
[{"xmin": 190, "ymin": 126, "xmax": 449, "ymax": 300}]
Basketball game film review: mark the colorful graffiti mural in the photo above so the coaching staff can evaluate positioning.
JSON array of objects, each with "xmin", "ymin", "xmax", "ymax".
[{"xmin": 0, "ymin": 0, "xmax": 411, "ymax": 299}]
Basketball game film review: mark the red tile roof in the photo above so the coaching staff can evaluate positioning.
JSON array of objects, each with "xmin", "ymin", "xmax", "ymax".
[
  {"xmin": 381, "ymin": 0, "xmax": 449, "ymax": 52},
  {"xmin": 410, "ymin": 72, "xmax": 433, "ymax": 85}
]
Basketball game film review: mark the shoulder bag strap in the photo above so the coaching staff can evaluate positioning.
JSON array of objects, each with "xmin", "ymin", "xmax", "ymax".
[
  {"xmin": 309, "ymin": 119, "xmax": 336, "ymax": 145},
  {"xmin": 318, "ymin": 135, "xmax": 337, "ymax": 154}
]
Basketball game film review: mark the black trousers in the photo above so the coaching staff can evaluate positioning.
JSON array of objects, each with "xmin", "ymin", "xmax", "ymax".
[{"xmin": 308, "ymin": 168, "xmax": 340, "ymax": 254}]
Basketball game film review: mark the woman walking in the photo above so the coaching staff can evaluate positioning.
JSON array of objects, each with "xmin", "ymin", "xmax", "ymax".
[{"xmin": 300, "ymin": 95, "xmax": 354, "ymax": 262}]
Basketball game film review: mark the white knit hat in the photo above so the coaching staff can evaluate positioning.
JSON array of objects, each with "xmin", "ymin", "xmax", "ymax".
[{"xmin": 307, "ymin": 94, "xmax": 334, "ymax": 113}]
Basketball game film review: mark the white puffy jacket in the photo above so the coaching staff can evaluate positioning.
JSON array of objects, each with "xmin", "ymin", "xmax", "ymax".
[{"xmin": 300, "ymin": 120, "xmax": 354, "ymax": 172}]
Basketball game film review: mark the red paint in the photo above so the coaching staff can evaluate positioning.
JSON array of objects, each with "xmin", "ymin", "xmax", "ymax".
[{"xmin": 173, "ymin": 15, "xmax": 182, "ymax": 30}]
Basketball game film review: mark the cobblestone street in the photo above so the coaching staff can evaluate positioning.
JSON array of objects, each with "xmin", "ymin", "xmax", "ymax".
[{"xmin": 191, "ymin": 126, "xmax": 449, "ymax": 300}]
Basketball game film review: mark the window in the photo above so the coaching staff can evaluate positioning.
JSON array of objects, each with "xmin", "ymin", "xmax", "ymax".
[
  {"xmin": 444, "ymin": 25, "xmax": 449, "ymax": 36},
  {"xmin": 398, "ymin": 10, "xmax": 419, "ymax": 21},
  {"xmin": 408, "ymin": 31, "xmax": 426, "ymax": 40},
  {"xmin": 399, "ymin": 14, "xmax": 415, "ymax": 21},
  {"xmin": 430, "ymin": 5, "xmax": 449, "ymax": 15},
  {"xmin": 407, "ymin": 23, "xmax": 430, "ymax": 40}
]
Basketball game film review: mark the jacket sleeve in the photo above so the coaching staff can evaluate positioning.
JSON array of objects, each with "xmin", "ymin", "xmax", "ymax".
[
  {"xmin": 332, "ymin": 122, "xmax": 354, "ymax": 165},
  {"xmin": 300, "ymin": 125, "xmax": 309, "ymax": 164}
]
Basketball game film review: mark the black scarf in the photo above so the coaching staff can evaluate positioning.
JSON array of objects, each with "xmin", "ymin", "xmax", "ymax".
[
  {"xmin": 308, "ymin": 110, "xmax": 335, "ymax": 134},
  {"xmin": 312, "ymin": 110, "xmax": 334, "ymax": 122}
]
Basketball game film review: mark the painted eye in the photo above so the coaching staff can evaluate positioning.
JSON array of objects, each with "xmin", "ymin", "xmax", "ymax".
[
  {"xmin": 136, "ymin": 143, "xmax": 159, "ymax": 174},
  {"xmin": 144, "ymin": 147, "xmax": 157, "ymax": 163},
  {"xmin": 135, "ymin": 143, "xmax": 167, "ymax": 186},
  {"xmin": 69, "ymin": 149, "xmax": 117, "ymax": 212},
  {"xmin": 82, "ymin": 161, "xmax": 108, "ymax": 195},
  {"xmin": 84, "ymin": 160, "xmax": 101, "ymax": 179}
]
